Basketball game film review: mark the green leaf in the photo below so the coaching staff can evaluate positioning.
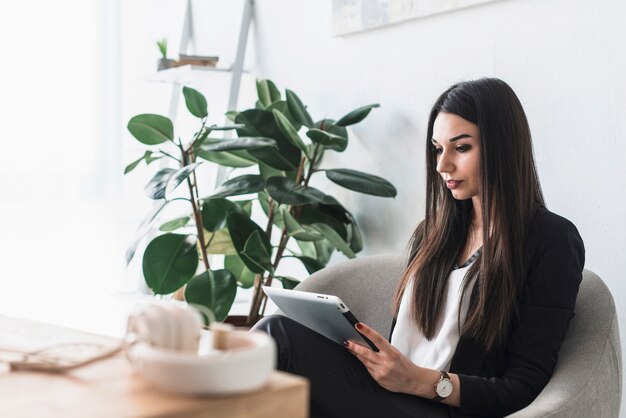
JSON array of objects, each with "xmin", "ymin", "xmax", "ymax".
[
  {"xmin": 144, "ymin": 168, "xmax": 176, "ymax": 199},
  {"xmin": 235, "ymin": 200, "xmax": 253, "ymax": 217},
  {"xmin": 125, "ymin": 201, "xmax": 169, "ymax": 265},
  {"xmin": 296, "ymin": 239, "xmax": 334, "ymax": 265},
  {"xmin": 314, "ymin": 239, "xmax": 335, "ymax": 264},
  {"xmin": 235, "ymin": 109, "xmax": 301, "ymax": 170},
  {"xmin": 166, "ymin": 162, "xmax": 202, "ymax": 195},
  {"xmin": 266, "ymin": 101, "xmax": 302, "ymax": 131},
  {"xmin": 241, "ymin": 230, "xmax": 275, "ymax": 274},
  {"xmin": 143, "ymin": 234, "xmax": 199, "ymax": 294},
  {"xmin": 210, "ymin": 175, "xmax": 265, "ymax": 199},
  {"xmin": 199, "ymin": 137, "xmax": 277, "ymax": 152},
  {"xmin": 201, "ymin": 198, "xmax": 242, "ymax": 232},
  {"xmin": 256, "ymin": 79, "xmax": 281, "ymax": 107},
  {"xmin": 325, "ymin": 168, "xmax": 397, "ymax": 197},
  {"xmin": 315, "ymin": 119, "xmax": 348, "ymax": 140},
  {"xmin": 226, "ymin": 212, "xmax": 273, "ymax": 274},
  {"xmin": 272, "ymin": 109, "xmax": 308, "ymax": 155},
  {"xmin": 286, "ymin": 89, "xmax": 314, "ymax": 128},
  {"xmin": 128, "ymin": 114, "xmax": 174, "ymax": 145},
  {"xmin": 182, "ymin": 86, "xmax": 208, "ymax": 118},
  {"xmin": 281, "ymin": 207, "xmax": 324, "ymax": 241},
  {"xmin": 298, "ymin": 201, "xmax": 348, "ymax": 239},
  {"xmin": 191, "ymin": 126, "xmax": 211, "ymax": 148},
  {"xmin": 311, "ymin": 223, "xmax": 356, "ymax": 259},
  {"xmin": 124, "ymin": 154, "xmax": 145, "ymax": 175},
  {"xmin": 224, "ymin": 255, "xmax": 256, "ymax": 288},
  {"xmin": 276, "ymin": 276, "xmax": 300, "ymax": 290},
  {"xmin": 306, "ymin": 128, "xmax": 348, "ymax": 152},
  {"xmin": 159, "ymin": 216, "xmax": 190, "ymax": 232},
  {"xmin": 125, "ymin": 151, "xmax": 161, "ymax": 175},
  {"xmin": 248, "ymin": 147, "xmax": 298, "ymax": 171},
  {"xmin": 225, "ymin": 110, "xmax": 239, "ymax": 122},
  {"xmin": 234, "ymin": 110, "xmax": 263, "ymax": 136},
  {"xmin": 258, "ymin": 162, "xmax": 285, "ymax": 180},
  {"xmin": 335, "ymin": 104, "xmax": 380, "ymax": 127},
  {"xmin": 265, "ymin": 176, "xmax": 334, "ymax": 206},
  {"xmin": 296, "ymin": 240, "xmax": 317, "ymax": 259},
  {"xmin": 290, "ymin": 256, "xmax": 325, "ymax": 274},
  {"xmin": 346, "ymin": 212, "xmax": 363, "ymax": 253},
  {"xmin": 204, "ymin": 228, "xmax": 237, "ymax": 255},
  {"xmin": 184, "ymin": 270, "xmax": 237, "ymax": 322},
  {"xmin": 208, "ymin": 124, "xmax": 245, "ymax": 131},
  {"xmin": 195, "ymin": 142, "xmax": 257, "ymax": 168}
]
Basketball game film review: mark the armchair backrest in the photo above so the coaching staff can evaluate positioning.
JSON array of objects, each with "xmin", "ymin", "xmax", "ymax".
[{"xmin": 295, "ymin": 254, "xmax": 405, "ymax": 338}]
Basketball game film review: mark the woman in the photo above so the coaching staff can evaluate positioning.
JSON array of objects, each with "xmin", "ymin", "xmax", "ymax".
[{"xmin": 253, "ymin": 78, "xmax": 585, "ymax": 418}]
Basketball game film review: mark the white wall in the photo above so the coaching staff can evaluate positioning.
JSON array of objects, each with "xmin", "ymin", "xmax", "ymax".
[
  {"xmin": 113, "ymin": 0, "xmax": 625, "ymax": 405},
  {"xmin": 252, "ymin": 0, "xmax": 626, "ymax": 408}
]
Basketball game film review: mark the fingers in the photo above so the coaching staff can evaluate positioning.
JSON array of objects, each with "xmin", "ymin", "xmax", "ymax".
[
  {"xmin": 355, "ymin": 322, "xmax": 389, "ymax": 348},
  {"xmin": 346, "ymin": 341, "xmax": 378, "ymax": 368}
]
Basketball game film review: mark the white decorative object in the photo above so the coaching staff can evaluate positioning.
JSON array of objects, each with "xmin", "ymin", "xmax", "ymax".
[
  {"xmin": 128, "ymin": 329, "xmax": 276, "ymax": 395},
  {"xmin": 332, "ymin": 0, "xmax": 506, "ymax": 36},
  {"xmin": 126, "ymin": 302, "xmax": 276, "ymax": 395}
]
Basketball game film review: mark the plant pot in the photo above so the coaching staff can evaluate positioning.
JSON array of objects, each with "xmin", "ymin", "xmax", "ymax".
[
  {"xmin": 223, "ymin": 315, "xmax": 261, "ymax": 330},
  {"xmin": 157, "ymin": 58, "xmax": 174, "ymax": 71}
]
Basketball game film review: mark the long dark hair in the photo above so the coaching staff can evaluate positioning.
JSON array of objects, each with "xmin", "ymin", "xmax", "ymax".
[{"xmin": 392, "ymin": 78, "xmax": 545, "ymax": 351}]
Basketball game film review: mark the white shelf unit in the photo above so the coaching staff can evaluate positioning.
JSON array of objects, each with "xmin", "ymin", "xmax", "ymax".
[{"xmin": 144, "ymin": 0, "xmax": 255, "ymax": 185}]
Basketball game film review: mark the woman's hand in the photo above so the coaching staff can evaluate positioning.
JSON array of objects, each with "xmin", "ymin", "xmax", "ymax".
[
  {"xmin": 346, "ymin": 322, "xmax": 462, "ymax": 406},
  {"xmin": 345, "ymin": 322, "xmax": 423, "ymax": 394}
]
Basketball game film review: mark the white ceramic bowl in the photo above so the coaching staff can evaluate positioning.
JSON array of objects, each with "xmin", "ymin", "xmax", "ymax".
[{"xmin": 128, "ymin": 329, "xmax": 276, "ymax": 395}]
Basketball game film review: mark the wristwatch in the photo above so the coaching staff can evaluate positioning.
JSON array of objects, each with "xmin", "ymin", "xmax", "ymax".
[{"xmin": 432, "ymin": 370, "xmax": 453, "ymax": 402}]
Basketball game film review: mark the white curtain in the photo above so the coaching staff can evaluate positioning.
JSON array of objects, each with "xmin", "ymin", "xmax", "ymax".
[{"xmin": 0, "ymin": 0, "xmax": 126, "ymax": 334}]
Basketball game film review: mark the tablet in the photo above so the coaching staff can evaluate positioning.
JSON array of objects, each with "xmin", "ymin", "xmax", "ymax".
[{"xmin": 262, "ymin": 286, "xmax": 378, "ymax": 351}]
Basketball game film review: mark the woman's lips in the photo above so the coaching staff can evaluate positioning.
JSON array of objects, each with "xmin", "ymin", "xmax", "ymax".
[{"xmin": 446, "ymin": 180, "xmax": 463, "ymax": 189}]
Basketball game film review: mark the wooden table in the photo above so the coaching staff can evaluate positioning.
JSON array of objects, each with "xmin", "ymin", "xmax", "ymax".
[{"xmin": 0, "ymin": 315, "xmax": 309, "ymax": 418}]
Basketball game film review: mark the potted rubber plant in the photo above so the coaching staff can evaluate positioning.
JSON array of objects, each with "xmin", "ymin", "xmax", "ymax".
[{"xmin": 124, "ymin": 79, "xmax": 397, "ymax": 326}]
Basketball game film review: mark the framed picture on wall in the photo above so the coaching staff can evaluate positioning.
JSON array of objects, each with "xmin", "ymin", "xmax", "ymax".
[{"xmin": 332, "ymin": 0, "xmax": 505, "ymax": 36}]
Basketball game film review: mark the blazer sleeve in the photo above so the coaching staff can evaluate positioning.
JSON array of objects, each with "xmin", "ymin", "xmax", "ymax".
[{"xmin": 455, "ymin": 215, "xmax": 585, "ymax": 417}]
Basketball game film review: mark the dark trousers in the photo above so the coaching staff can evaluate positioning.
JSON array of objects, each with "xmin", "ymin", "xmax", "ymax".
[{"xmin": 252, "ymin": 315, "xmax": 451, "ymax": 418}]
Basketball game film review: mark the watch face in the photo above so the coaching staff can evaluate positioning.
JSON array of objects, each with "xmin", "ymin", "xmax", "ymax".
[{"xmin": 436, "ymin": 379, "xmax": 454, "ymax": 398}]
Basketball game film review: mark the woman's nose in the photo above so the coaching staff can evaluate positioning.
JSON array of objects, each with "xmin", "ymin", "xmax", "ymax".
[{"xmin": 436, "ymin": 152, "xmax": 453, "ymax": 174}]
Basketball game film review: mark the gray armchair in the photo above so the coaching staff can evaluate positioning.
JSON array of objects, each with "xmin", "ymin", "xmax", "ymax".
[{"xmin": 294, "ymin": 254, "xmax": 622, "ymax": 417}]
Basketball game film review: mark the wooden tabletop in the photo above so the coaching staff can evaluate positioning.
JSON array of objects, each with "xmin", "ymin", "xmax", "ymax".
[{"xmin": 0, "ymin": 315, "xmax": 309, "ymax": 418}]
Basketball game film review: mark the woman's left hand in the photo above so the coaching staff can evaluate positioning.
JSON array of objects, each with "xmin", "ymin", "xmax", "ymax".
[{"xmin": 346, "ymin": 322, "xmax": 422, "ymax": 394}]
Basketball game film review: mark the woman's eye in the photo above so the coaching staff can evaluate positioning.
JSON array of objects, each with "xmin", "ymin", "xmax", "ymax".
[
  {"xmin": 456, "ymin": 145, "xmax": 471, "ymax": 152},
  {"xmin": 433, "ymin": 147, "xmax": 443, "ymax": 155}
]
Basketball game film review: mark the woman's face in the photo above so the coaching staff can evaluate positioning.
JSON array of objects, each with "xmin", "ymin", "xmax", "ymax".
[{"xmin": 431, "ymin": 112, "xmax": 481, "ymax": 201}]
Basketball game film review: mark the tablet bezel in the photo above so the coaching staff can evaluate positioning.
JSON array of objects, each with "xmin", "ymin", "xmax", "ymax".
[{"xmin": 262, "ymin": 286, "xmax": 378, "ymax": 351}]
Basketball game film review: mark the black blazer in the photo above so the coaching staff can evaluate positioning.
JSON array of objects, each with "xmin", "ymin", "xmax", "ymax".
[{"xmin": 389, "ymin": 206, "xmax": 585, "ymax": 418}]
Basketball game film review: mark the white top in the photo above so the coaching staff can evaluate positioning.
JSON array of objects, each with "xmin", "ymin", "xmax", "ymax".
[{"xmin": 390, "ymin": 261, "xmax": 478, "ymax": 372}]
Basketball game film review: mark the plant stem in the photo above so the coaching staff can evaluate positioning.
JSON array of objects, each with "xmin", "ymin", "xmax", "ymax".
[
  {"xmin": 295, "ymin": 156, "xmax": 306, "ymax": 184},
  {"xmin": 159, "ymin": 149, "xmax": 181, "ymax": 163},
  {"xmin": 247, "ymin": 273, "xmax": 265, "ymax": 324},
  {"xmin": 249, "ymin": 147, "xmax": 324, "ymax": 324},
  {"xmin": 265, "ymin": 199, "xmax": 275, "ymax": 237},
  {"xmin": 204, "ymin": 228, "xmax": 217, "ymax": 250},
  {"xmin": 249, "ymin": 199, "xmax": 276, "ymax": 324},
  {"xmin": 189, "ymin": 119, "xmax": 207, "ymax": 149},
  {"xmin": 181, "ymin": 145, "xmax": 210, "ymax": 272},
  {"xmin": 304, "ymin": 143, "xmax": 321, "ymax": 187}
]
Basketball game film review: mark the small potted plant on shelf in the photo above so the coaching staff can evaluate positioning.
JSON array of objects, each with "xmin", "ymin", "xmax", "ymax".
[
  {"xmin": 124, "ymin": 79, "xmax": 397, "ymax": 327},
  {"xmin": 156, "ymin": 38, "xmax": 174, "ymax": 71}
]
